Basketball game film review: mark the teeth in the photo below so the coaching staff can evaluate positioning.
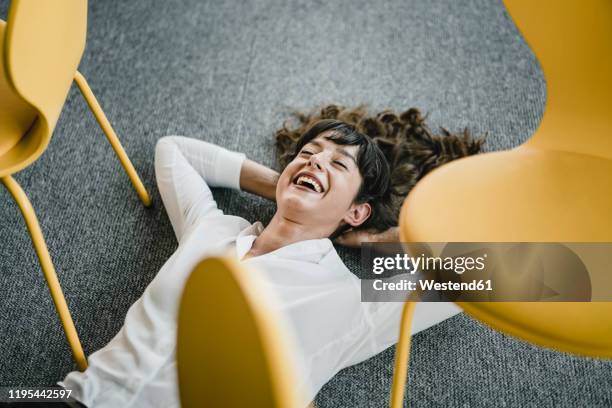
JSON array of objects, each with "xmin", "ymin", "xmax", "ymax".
[{"xmin": 296, "ymin": 175, "xmax": 322, "ymax": 193}]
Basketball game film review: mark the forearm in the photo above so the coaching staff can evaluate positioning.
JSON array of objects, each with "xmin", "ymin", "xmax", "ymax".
[
  {"xmin": 239, "ymin": 159, "xmax": 279, "ymax": 202},
  {"xmin": 155, "ymin": 137, "xmax": 225, "ymax": 240},
  {"xmin": 156, "ymin": 136, "xmax": 245, "ymax": 190},
  {"xmin": 334, "ymin": 226, "xmax": 399, "ymax": 247},
  {"xmin": 378, "ymin": 226, "xmax": 400, "ymax": 242},
  {"xmin": 157, "ymin": 135, "xmax": 279, "ymax": 201}
]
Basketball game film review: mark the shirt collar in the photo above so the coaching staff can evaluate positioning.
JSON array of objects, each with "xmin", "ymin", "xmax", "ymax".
[{"xmin": 235, "ymin": 221, "xmax": 334, "ymax": 263}]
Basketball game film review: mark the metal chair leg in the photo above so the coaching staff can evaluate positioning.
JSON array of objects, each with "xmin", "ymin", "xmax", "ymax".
[
  {"xmin": 390, "ymin": 302, "xmax": 416, "ymax": 408},
  {"xmin": 73, "ymin": 71, "xmax": 152, "ymax": 207},
  {"xmin": 2, "ymin": 175, "xmax": 88, "ymax": 371}
]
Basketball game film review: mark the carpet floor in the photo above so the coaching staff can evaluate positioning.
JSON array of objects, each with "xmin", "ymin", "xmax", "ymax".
[{"xmin": 1, "ymin": 0, "xmax": 610, "ymax": 406}]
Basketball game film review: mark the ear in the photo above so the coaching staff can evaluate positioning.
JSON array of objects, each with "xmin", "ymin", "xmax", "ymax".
[{"xmin": 343, "ymin": 202, "xmax": 372, "ymax": 227}]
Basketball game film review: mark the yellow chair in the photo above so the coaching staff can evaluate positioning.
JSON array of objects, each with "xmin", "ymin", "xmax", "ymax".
[
  {"xmin": 392, "ymin": 0, "xmax": 612, "ymax": 406},
  {"xmin": 1, "ymin": 0, "xmax": 151, "ymax": 371},
  {"xmin": 177, "ymin": 256, "xmax": 305, "ymax": 408}
]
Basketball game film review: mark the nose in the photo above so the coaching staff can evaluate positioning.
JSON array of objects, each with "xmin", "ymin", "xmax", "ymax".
[{"xmin": 308, "ymin": 151, "xmax": 328, "ymax": 171}]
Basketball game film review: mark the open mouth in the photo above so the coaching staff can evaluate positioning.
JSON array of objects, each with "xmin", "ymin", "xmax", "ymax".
[{"xmin": 292, "ymin": 173, "xmax": 324, "ymax": 193}]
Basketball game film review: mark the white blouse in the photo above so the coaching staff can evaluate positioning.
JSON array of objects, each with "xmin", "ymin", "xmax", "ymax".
[{"xmin": 59, "ymin": 136, "xmax": 461, "ymax": 407}]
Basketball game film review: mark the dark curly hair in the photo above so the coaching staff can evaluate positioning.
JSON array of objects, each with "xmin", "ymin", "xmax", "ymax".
[{"xmin": 275, "ymin": 104, "xmax": 486, "ymax": 233}]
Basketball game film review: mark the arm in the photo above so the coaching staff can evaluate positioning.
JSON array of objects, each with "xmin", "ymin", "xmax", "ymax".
[
  {"xmin": 334, "ymin": 226, "xmax": 400, "ymax": 247},
  {"xmin": 158, "ymin": 135, "xmax": 280, "ymax": 201},
  {"xmin": 155, "ymin": 136, "xmax": 279, "ymax": 241},
  {"xmin": 239, "ymin": 159, "xmax": 279, "ymax": 202},
  {"xmin": 155, "ymin": 136, "xmax": 245, "ymax": 241}
]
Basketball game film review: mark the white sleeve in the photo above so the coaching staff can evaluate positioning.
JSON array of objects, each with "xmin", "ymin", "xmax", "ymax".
[
  {"xmin": 342, "ymin": 273, "xmax": 462, "ymax": 369},
  {"xmin": 154, "ymin": 136, "xmax": 246, "ymax": 242},
  {"xmin": 363, "ymin": 301, "xmax": 462, "ymax": 358}
]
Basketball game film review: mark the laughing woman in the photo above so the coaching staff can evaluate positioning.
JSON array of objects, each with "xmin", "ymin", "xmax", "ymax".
[{"xmin": 60, "ymin": 105, "xmax": 484, "ymax": 407}]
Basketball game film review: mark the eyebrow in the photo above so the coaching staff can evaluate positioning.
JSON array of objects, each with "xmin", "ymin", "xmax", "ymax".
[{"xmin": 307, "ymin": 140, "xmax": 358, "ymax": 165}]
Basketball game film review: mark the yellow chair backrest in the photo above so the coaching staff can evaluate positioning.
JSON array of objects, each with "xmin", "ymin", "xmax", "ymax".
[
  {"xmin": 504, "ymin": 0, "xmax": 612, "ymax": 158},
  {"xmin": 391, "ymin": 3, "xmax": 612, "ymax": 406},
  {"xmin": 1, "ymin": 0, "xmax": 87, "ymax": 177},
  {"xmin": 397, "ymin": 0, "xmax": 612, "ymax": 358},
  {"xmin": 177, "ymin": 257, "xmax": 304, "ymax": 408},
  {"xmin": 0, "ymin": 20, "xmax": 35, "ymax": 158}
]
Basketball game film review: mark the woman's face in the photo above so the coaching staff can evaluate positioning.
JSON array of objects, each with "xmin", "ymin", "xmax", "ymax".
[{"xmin": 276, "ymin": 132, "xmax": 372, "ymax": 237}]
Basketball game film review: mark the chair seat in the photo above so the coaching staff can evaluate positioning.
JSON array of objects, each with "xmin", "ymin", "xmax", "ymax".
[
  {"xmin": 458, "ymin": 302, "xmax": 612, "ymax": 358},
  {"xmin": 400, "ymin": 146, "xmax": 612, "ymax": 242},
  {"xmin": 399, "ymin": 146, "xmax": 612, "ymax": 358}
]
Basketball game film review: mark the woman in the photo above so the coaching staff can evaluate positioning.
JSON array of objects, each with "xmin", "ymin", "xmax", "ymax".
[{"xmin": 60, "ymin": 105, "xmax": 484, "ymax": 407}]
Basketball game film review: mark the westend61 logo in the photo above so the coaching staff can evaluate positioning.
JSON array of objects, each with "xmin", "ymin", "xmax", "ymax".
[
  {"xmin": 360, "ymin": 243, "xmax": 609, "ymax": 302},
  {"xmin": 370, "ymin": 251, "xmax": 491, "ymax": 294}
]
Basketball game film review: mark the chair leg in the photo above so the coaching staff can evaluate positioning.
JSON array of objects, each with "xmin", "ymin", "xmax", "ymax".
[
  {"xmin": 73, "ymin": 71, "xmax": 152, "ymax": 207},
  {"xmin": 390, "ymin": 302, "xmax": 416, "ymax": 408},
  {"xmin": 1, "ymin": 176, "xmax": 88, "ymax": 371}
]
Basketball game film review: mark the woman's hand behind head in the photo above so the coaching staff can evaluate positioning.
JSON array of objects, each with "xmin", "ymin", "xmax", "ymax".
[{"xmin": 333, "ymin": 226, "xmax": 399, "ymax": 248}]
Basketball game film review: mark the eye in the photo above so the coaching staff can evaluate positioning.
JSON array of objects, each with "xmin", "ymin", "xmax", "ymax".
[
  {"xmin": 334, "ymin": 160, "xmax": 348, "ymax": 170},
  {"xmin": 300, "ymin": 149, "xmax": 313, "ymax": 156}
]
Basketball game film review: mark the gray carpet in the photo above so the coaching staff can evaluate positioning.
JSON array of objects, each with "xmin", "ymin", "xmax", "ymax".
[{"xmin": 0, "ymin": 0, "xmax": 610, "ymax": 406}]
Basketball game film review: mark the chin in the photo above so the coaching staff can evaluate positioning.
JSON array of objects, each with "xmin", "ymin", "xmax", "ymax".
[
  {"xmin": 277, "ymin": 189, "xmax": 322, "ymax": 219},
  {"xmin": 279, "ymin": 193, "xmax": 312, "ymax": 213}
]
